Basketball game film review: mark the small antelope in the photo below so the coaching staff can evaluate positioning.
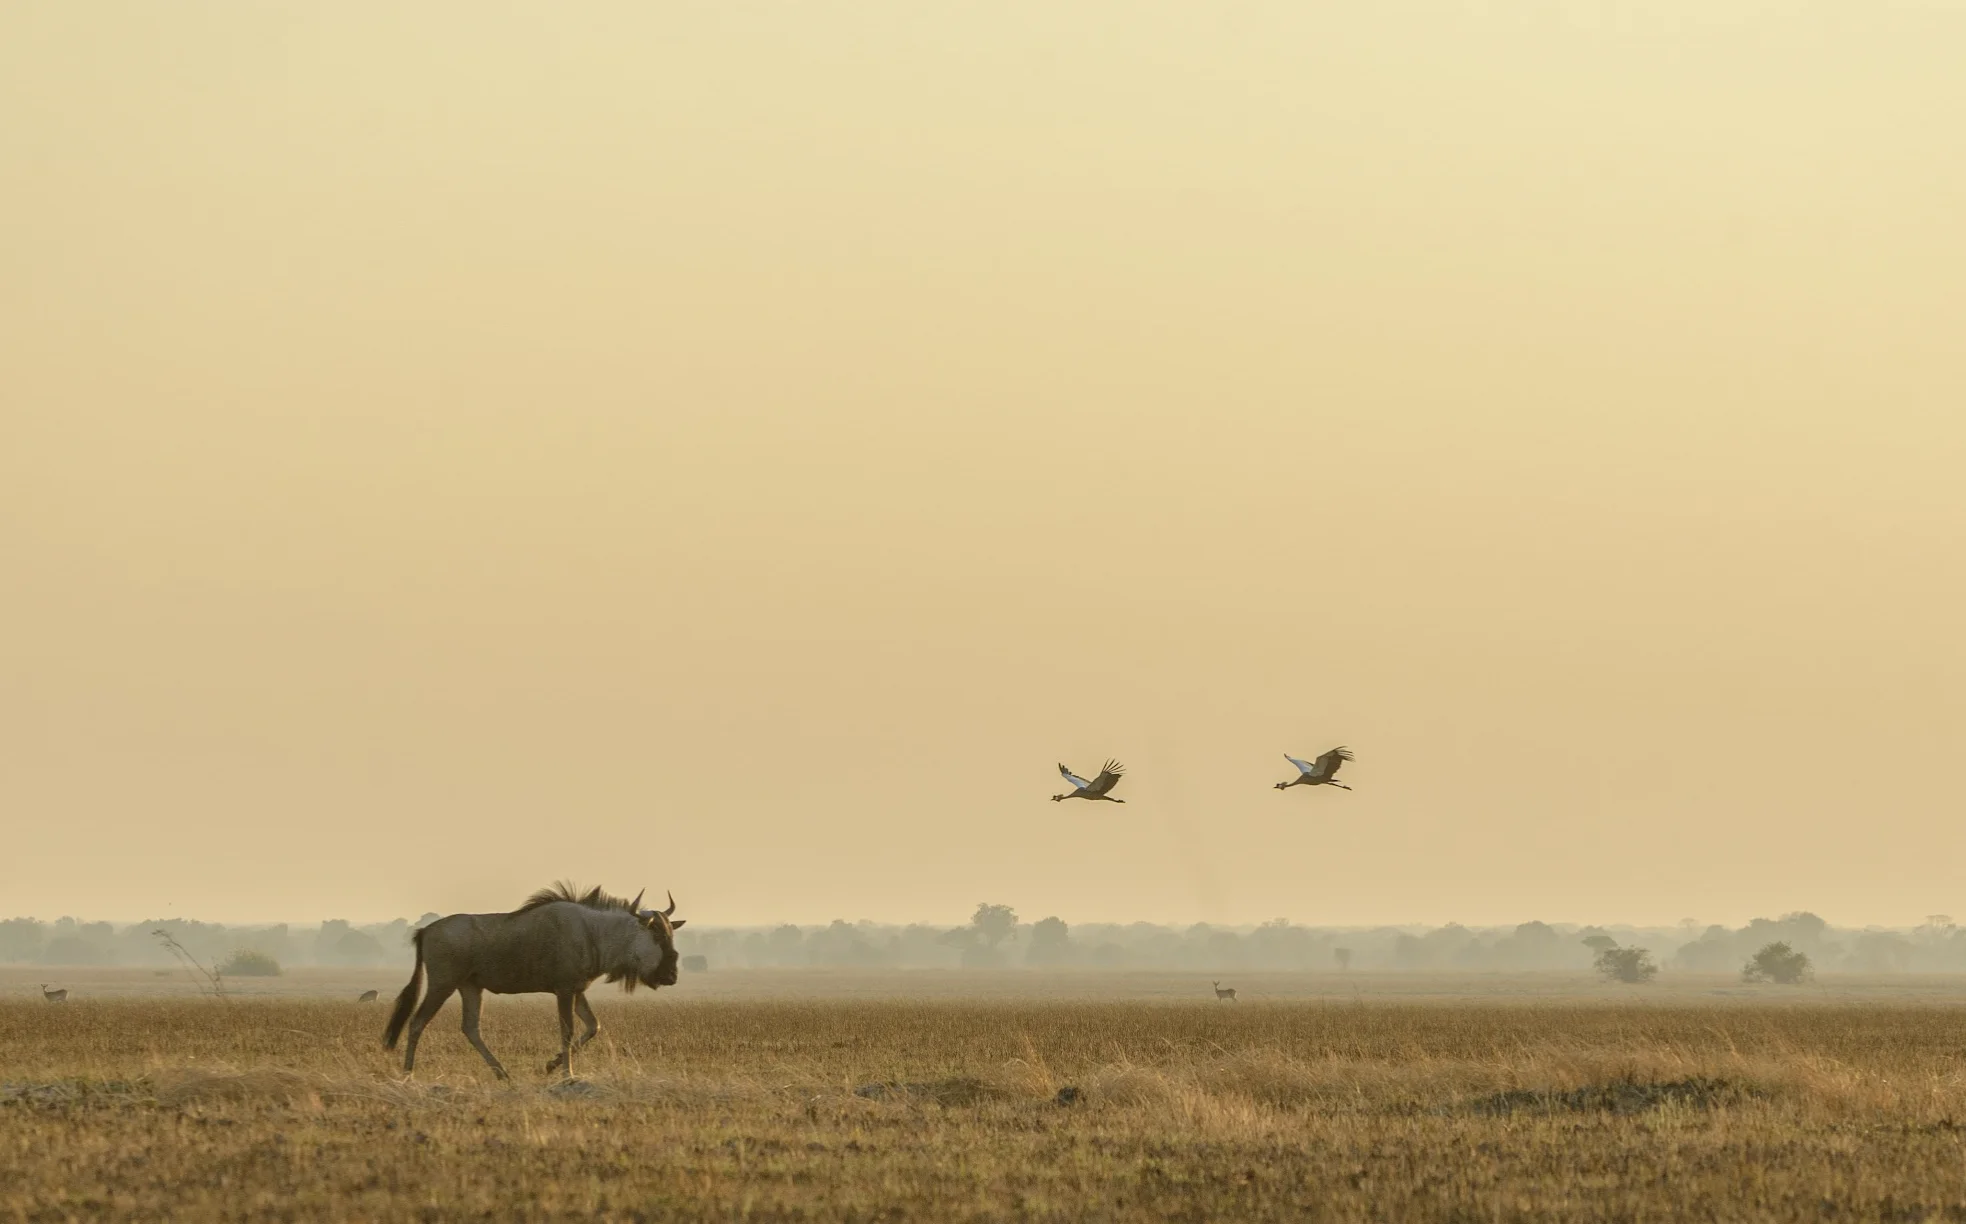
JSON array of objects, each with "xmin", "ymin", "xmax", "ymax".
[
  {"xmin": 1212, "ymin": 981, "xmax": 1237, "ymax": 1002},
  {"xmin": 40, "ymin": 984, "xmax": 67, "ymax": 1003},
  {"xmin": 358, "ymin": 990, "xmax": 379, "ymax": 1003}
]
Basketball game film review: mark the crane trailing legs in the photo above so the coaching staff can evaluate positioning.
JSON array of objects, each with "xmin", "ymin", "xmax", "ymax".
[
  {"xmin": 1054, "ymin": 760, "xmax": 1126, "ymax": 803},
  {"xmin": 1277, "ymin": 747, "xmax": 1353, "ymax": 791}
]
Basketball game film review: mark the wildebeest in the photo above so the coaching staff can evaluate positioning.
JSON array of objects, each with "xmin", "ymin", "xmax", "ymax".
[
  {"xmin": 358, "ymin": 989, "xmax": 378, "ymax": 1002},
  {"xmin": 383, "ymin": 882, "xmax": 687, "ymax": 1079},
  {"xmin": 40, "ymin": 984, "xmax": 67, "ymax": 1003}
]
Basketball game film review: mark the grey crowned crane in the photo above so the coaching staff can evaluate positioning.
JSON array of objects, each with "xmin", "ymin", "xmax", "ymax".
[
  {"xmin": 1054, "ymin": 760, "xmax": 1126, "ymax": 803},
  {"xmin": 1276, "ymin": 747, "xmax": 1354, "ymax": 791}
]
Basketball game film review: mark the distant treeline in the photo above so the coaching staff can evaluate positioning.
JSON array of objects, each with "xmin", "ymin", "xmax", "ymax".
[
  {"xmin": 672, "ymin": 909, "xmax": 1966, "ymax": 973},
  {"xmin": 0, "ymin": 916, "xmax": 438, "ymax": 970},
  {"xmin": 6, "ymin": 908, "xmax": 1960, "ymax": 974}
]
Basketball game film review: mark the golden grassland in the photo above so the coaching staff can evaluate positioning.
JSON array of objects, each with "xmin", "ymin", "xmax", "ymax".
[{"xmin": 6, "ymin": 981, "xmax": 1966, "ymax": 1221}]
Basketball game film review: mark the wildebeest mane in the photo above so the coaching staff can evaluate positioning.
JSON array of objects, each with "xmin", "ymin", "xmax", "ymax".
[{"xmin": 515, "ymin": 881, "xmax": 641, "ymax": 916}]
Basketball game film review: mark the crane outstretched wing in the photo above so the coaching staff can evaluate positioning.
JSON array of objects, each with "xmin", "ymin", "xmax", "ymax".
[
  {"xmin": 1087, "ymin": 759, "xmax": 1125, "ymax": 796},
  {"xmin": 1284, "ymin": 754, "xmax": 1317, "ymax": 776},
  {"xmin": 1057, "ymin": 763, "xmax": 1093, "ymax": 791},
  {"xmin": 1312, "ymin": 746, "xmax": 1354, "ymax": 779}
]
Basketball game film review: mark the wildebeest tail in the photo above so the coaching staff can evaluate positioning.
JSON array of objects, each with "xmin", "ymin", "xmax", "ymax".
[{"xmin": 382, "ymin": 927, "xmax": 426, "ymax": 1050}]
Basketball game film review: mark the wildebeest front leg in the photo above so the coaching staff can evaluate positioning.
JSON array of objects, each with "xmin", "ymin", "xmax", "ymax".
[
  {"xmin": 401, "ymin": 982, "xmax": 456, "ymax": 1074},
  {"xmin": 550, "ymin": 991, "xmax": 577, "ymax": 1079},
  {"xmin": 545, "ymin": 992, "xmax": 599, "ymax": 1075},
  {"xmin": 459, "ymin": 985, "xmax": 509, "ymax": 1080}
]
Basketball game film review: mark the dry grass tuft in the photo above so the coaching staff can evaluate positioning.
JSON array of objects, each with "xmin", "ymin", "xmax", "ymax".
[{"xmin": 150, "ymin": 1066, "xmax": 322, "ymax": 1109}]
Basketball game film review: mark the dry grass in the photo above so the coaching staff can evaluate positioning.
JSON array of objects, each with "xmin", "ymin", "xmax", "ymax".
[{"xmin": 6, "ymin": 993, "xmax": 1966, "ymax": 1221}]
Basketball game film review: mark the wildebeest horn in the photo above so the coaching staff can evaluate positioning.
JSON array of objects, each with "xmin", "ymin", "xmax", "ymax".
[
  {"xmin": 663, "ymin": 891, "xmax": 676, "ymax": 917},
  {"xmin": 629, "ymin": 889, "xmax": 645, "ymax": 914}
]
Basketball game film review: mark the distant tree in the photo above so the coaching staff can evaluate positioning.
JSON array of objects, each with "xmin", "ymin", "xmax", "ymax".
[
  {"xmin": 1490, "ymin": 920, "xmax": 1566, "ymax": 969},
  {"xmin": 218, "ymin": 949, "xmax": 282, "ymax": 977},
  {"xmin": 1392, "ymin": 933, "xmax": 1429, "ymax": 970},
  {"xmin": 1915, "ymin": 916, "xmax": 1957, "ymax": 946},
  {"xmin": 680, "ymin": 955, "xmax": 709, "ymax": 973},
  {"xmin": 0, "ymin": 918, "xmax": 48, "ymax": 964},
  {"xmin": 1581, "ymin": 934, "xmax": 1618, "ymax": 955},
  {"xmin": 810, "ymin": 920, "xmax": 885, "ymax": 967},
  {"xmin": 937, "ymin": 924, "xmax": 1000, "ymax": 967},
  {"xmin": 232, "ymin": 924, "xmax": 293, "ymax": 967},
  {"xmin": 1742, "ymin": 941, "xmax": 1812, "ymax": 985},
  {"xmin": 767, "ymin": 924, "xmax": 806, "ymax": 966},
  {"xmin": 1671, "ymin": 924, "xmax": 1742, "ymax": 973},
  {"xmin": 1026, "ymin": 916, "xmax": 1072, "ymax": 966},
  {"xmin": 314, "ymin": 920, "xmax": 353, "ymax": 964},
  {"xmin": 937, "ymin": 926, "xmax": 978, "ymax": 952},
  {"xmin": 1333, "ymin": 947, "xmax": 1352, "ymax": 972},
  {"xmin": 1592, "ymin": 944, "xmax": 1657, "ymax": 984},
  {"xmin": 1848, "ymin": 931, "xmax": 1913, "ymax": 973},
  {"xmin": 332, "ymin": 929, "xmax": 386, "ymax": 966},
  {"xmin": 1249, "ymin": 919, "xmax": 1315, "ymax": 969},
  {"xmin": 971, "ymin": 903, "xmax": 1018, "ymax": 949},
  {"xmin": 40, "ymin": 936, "xmax": 108, "ymax": 966}
]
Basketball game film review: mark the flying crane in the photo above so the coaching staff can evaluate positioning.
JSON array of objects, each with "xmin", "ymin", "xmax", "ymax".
[
  {"xmin": 1276, "ymin": 747, "xmax": 1354, "ymax": 792},
  {"xmin": 1053, "ymin": 760, "xmax": 1126, "ymax": 803}
]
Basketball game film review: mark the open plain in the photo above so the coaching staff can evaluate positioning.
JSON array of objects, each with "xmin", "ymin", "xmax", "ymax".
[{"xmin": 6, "ymin": 972, "xmax": 1966, "ymax": 1221}]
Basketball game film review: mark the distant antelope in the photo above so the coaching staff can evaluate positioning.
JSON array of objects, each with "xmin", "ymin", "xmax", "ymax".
[
  {"xmin": 1212, "ymin": 981, "xmax": 1237, "ymax": 1002},
  {"xmin": 1276, "ymin": 746, "xmax": 1354, "ymax": 792},
  {"xmin": 40, "ymin": 984, "xmax": 67, "ymax": 1003},
  {"xmin": 358, "ymin": 990, "xmax": 379, "ymax": 1003},
  {"xmin": 1054, "ymin": 760, "xmax": 1126, "ymax": 803}
]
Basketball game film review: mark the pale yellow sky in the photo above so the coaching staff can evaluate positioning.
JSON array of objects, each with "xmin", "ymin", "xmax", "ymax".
[{"xmin": 3, "ymin": 2, "xmax": 1963, "ymax": 928}]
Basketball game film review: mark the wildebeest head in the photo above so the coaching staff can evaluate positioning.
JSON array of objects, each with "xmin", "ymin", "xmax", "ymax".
[{"xmin": 631, "ymin": 889, "xmax": 688, "ymax": 988}]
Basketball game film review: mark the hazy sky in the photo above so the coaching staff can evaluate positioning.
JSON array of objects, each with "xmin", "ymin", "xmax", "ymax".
[{"xmin": 4, "ymin": 2, "xmax": 1963, "ymax": 929}]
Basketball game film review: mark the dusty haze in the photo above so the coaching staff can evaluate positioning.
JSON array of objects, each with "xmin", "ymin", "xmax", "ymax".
[{"xmin": 4, "ymin": 3, "xmax": 1962, "ymax": 928}]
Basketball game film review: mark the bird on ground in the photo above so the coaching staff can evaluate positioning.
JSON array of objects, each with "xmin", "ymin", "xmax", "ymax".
[
  {"xmin": 1276, "ymin": 747, "xmax": 1354, "ymax": 791},
  {"xmin": 1054, "ymin": 760, "xmax": 1126, "ymax": 803}
]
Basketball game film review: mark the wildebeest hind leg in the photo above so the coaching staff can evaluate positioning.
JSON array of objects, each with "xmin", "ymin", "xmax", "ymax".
[
  {"xmin": 548, "ymin": 992, "xmax": 576, "ymax": 1078},
  {"xmin": 401, "ymin": 981, "xmax": 456, "ymax": 1074},
  {"xmin": 459, "ymin": 985, "xmax": 508, "ymax": 1080},
  {"xmin": 547, "ymin": 993, "xmax": 599, "ymax": 1074}
]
